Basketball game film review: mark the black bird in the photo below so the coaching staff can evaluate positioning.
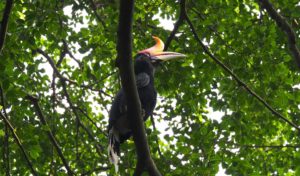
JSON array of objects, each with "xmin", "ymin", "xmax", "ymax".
[{"xmin": 108, "ymin": 36, "xmax": 185, "ymax": 171}]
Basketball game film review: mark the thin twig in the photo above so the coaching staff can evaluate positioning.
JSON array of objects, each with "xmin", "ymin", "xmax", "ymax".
[
  {"xmin": 60, "ymin": 80, "xmax": 81, "ymax": 162},
  {"xmin": 0, "ymin": 0, "xmax": 14, "ymax": 53},
  {"xmin": 240, "ymin": 144, "xmax": 300, "ymax": 149},
  {"xmin": 3, "ymin": 121, "xmax": 9, "ymax": 176},
  {"xmin": 54, "ymin": 95, "xmax": 103, "ymax": 149},
  {"xmin": 26, "ymin": 95, "xmax": 74, "ymax": 176},
  {"xmin": 258, "ymin": 0, "xmax": 300, "ymax": 69},
  {"xmin": 190, "ymin": 7, "xmax": 240, "ymax": 55},
  {"xmin": 150, "ymin": 115, "xmax": 163, "ymax": 158},
  {"xmin": 74, "ymin": 106, "xmax": 107, "ymax": 137},
  {"xmin": 0, "ymin": 86, "xmax": 10, "ymax": 175},
  {"xmin": 61, "ymin": 80, "xmax": 105, "ymax": 153},
  {"xmin": 78, "ymin": 121, "xmax": 104, "ymax": 153},
  {"xmin": 62, "ymin": 40, "xmax": 82, "ymax": 67},
  {"xmin": 37, "ymin": 48, "xmax": 106, "ymax": 157},
  {"xmin": 0, "ymin": 112, "xmax": 37, "ymax": 175},
  {"xmin": 50, "ymin": 73, "xmax": 56, "ymax": 175},
  {"xmin": 86, "ymin": 0, "xmax": 106, "ymax": 28},
  {"xmin": 35, "ymin": 48, "xmax": 112, "ymax": 97}
]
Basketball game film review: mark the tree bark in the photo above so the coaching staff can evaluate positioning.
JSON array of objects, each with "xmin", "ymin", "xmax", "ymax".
[
  {"xmin": 0, "ymin": 0, "xmax": 13, "ymax": 53},
  {"xmin": 115, "ymin": 0, "xmax": 161, "ymax": 175}
]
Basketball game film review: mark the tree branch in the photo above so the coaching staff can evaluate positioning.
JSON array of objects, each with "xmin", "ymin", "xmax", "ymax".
[
  {"xmin": 78, "ymin": 121, "xmax": 104, "ymax": 155},
  {"xmin": 190, "ymin": 7, "xmax": 240, "ymax": 55},
  {"xmin": 0, "ymin": 0, "xmax": 13, "ymax": 53},
  {"xmin": 240, "ymin": 144, "xmax": 300, "ymax": 149},
  {"xmin": 150, "ymin": 115, "xmax": 163, "ymax": 158},
  {"xmin": 164, "ymin": 0, "xmax": 186, "ymax": 51},
  {"xmin": 258, "ymin": 0, "xmax": 300, "ymax": 69},
  {"xmin": 182, "ymin": 5, "xmax": 300, "ymax": 133},
  {"xmin": 0, "ymin": 85, "xmax": 10, "ymax": 175},
  {"xmin": 25, "ymin": 95, "xmax": 74, "ymax": 176},
  {"xmin": 86, "ymin": 0, "xmax": 106, "ymax": 28},
  {"xmin": 116, "ymin": 0, "xmax": 161, "ymax": 175},
  {"xmin": 74, "ymin": 106, "xmax": 107, "ymax": 137},
  {"xmin": 36, "ymin": 48, "xmax": 106, "ymax": 157},
  {"xmin": 61, "ymin": 40, "xmax": 81, "ymax": 67},
  {"xmin": 0, "ymin": 112, "xmax": 37, "ymax": 175},
  {"xmin": 35, "ymin": 48, "xmax": 112, "ymax": 97},
  {"xmin": 60, "ymin": 80, "xmax": 104, "ymax": 152}
]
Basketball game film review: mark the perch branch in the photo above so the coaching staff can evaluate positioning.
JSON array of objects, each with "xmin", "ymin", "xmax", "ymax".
[{"xmin": 116, "ymin": 0, "xmax": 161, "ymax": 175}]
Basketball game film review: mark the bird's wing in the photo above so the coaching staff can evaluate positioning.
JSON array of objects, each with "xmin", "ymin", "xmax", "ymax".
[
  {"xmin": 108, "ymin": 90, "xmax": 126, "ymax": 129},
  {"xmin": 136, "ymin": 72, "xmax": 150, "ymax": 88}
]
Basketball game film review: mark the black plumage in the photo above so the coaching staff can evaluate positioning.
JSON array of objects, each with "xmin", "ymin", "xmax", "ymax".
[
  {"xmin": 107, "ymin": 36, "xmax": 185, "ymax": 172},
  {"xmin": 108, "ymin": 53, "xmax": 157, "ymax": 167}
]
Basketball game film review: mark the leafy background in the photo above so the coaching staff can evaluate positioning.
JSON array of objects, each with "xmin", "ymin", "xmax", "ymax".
[{"xmin": 0, "ymin": 0, "xmax": 300, "ymax": 175}]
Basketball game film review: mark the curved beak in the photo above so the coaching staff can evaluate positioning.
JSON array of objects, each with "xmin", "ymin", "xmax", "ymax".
[
  {"xmin": 138, "ymin": 36, "xmax": 186, "ymax": 62},
  {"xmin": 151, "ymin": 51, "xmax": 186, "ymax": 62}
]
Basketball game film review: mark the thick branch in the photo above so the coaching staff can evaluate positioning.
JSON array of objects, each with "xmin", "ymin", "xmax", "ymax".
[
  {"xmin": 0, "ymin": 0, "xmax": 13, "ymax": 53},
  {"xmin": 26, "ymin": 95, "xmax": 74, "ymax": 176},
  {"xmin": 116, "ymin": 0, "xmax": 161, "ymax": 175},
  {"xmin": 183, "ymin": 7, "xmax": 300, "ymax": 133},
  {"xmin": 0, "ymin": 112, "xmax": 37, "ymax": 175},
  {"xmin": 258, "ymin": 0, "xmax": 300, "ymax": 69}
]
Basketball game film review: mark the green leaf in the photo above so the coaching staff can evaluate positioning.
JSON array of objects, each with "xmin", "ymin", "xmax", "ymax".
[{"xmin": 0, "ymin": 129, "xmax": 5, "ymax": 137}]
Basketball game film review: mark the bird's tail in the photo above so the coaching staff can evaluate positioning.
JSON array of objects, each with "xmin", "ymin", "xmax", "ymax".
[{"xmin": 108, "ymin": 127, "xmax": 120, "ymax": 173}]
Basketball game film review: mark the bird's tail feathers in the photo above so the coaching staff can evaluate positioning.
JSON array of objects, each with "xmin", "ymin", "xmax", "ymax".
[{"xmin": 108, "ymin": 127, "xmax": 120, "ymax": 173}]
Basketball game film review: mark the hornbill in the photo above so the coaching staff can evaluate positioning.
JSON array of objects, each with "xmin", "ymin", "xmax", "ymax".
[{"xmin": 108, "ymin": 36, "xmax": 185, "ymax": 171}]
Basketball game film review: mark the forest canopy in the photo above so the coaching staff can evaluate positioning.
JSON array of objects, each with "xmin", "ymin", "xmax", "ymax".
[{"xmin": 0, "ymin": 0, "xmax": 300, "ymax": 175}]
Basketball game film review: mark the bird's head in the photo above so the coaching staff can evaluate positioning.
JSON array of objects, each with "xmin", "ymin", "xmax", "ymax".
[
  {"xmin": 134, "ymin": 36, "xmax": 186, "ymax": 75},
  {"xmin": 136, "ymin": 36, "xmax": 186, "ymax": 64}
]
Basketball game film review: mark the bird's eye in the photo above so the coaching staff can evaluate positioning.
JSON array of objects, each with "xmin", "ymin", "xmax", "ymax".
[{"xmin": 144, "ymin": 52, "xmax": 151, "ymax": 57}]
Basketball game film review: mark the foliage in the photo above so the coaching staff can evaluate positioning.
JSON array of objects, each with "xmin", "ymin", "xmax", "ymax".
[{"xmin": 0, "ymin": 0, "xmax": 300, "ymax": 175}]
